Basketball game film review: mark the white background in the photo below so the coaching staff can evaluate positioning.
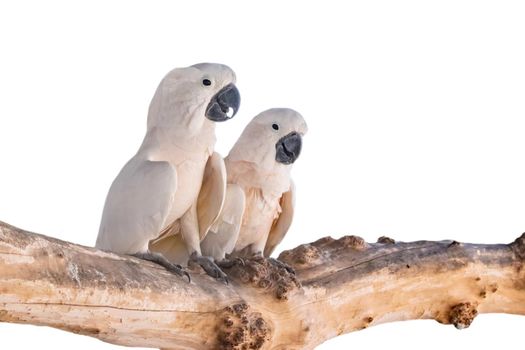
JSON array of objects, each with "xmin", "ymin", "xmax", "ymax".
[{"xmin": 1, "ymin": 1, "xmax": 524, "ymax": 349}]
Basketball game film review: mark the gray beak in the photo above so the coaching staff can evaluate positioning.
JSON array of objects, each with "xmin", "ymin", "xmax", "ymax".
[
  {"xmin": 205, "ymin": 84, "xmax": 241, "ymax": 122},
  {"xmin": 275, "ymin": 132, "xmax": 302, "ymax": 164}
]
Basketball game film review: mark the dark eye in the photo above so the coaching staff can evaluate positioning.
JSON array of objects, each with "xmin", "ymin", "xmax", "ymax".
[
  {"xmin": 202, "ymin": 79, "xmax": 212, "ymax": 86},
  {"xmin": 272, "ymin": 123, "xmax": 279, "ymax": 131}
]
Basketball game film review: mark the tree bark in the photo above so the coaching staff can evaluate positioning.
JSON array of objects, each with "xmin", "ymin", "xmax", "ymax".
[{"xmin": 0, "ymin": 221, "xmax": 524, "ymax": 350}]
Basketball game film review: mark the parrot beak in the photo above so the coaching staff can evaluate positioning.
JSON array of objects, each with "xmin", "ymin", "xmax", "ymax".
[
  {"xmin": 205, "ymin": 84, "xmax": 241, "ymax": 122},
  {"xmin": 275, "ymin": 132, "xmax": 302, "ymax": 165}
]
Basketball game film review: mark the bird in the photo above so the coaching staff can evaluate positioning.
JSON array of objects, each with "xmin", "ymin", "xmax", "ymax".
[
  {"xmin": 96, "ymin": 63, "xmax": 240, "ymax": 283},
  {"xmin": 200, "ymin": 108, "xmax": 307, "ymax": 269}
]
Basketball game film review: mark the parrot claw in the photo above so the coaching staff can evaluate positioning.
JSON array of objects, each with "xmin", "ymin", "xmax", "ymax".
[
  {"xmin": 180, "ymin": 270, "xmax": 192, "ymax": 283},
  {"xmin": 189, "ymin": 253, "xmax": 229, "ymax": 284},
  {"xmin": 268, "ymin": 257, "xmax": 296, "ymax": 275},
  {"xmin": 217, "ymin": 256, "xmax": 245, "ymax": 268},
  {"xmin": 249, "ymin": 253, "xmax": 296, "ymax": 275},
  {"xmin": 132, "ymin": 252, "xmax": 191, "ymax": 283},
  {"xmin": 234, "ymin": 257, "xmax": 246, "ymax": 266},
  {"xmin": 165, "ymin": 263, "xmax": 192, "ymax": 283}
]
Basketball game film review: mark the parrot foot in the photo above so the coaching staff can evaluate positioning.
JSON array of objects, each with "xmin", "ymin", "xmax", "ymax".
[
  {"xmin": 217, "ymin": 256, "xmax": 245, "ymax": 269},
  {"xmin": 250, "ymin": 254, "xmax": 296, "ymax": 275},
  {"xmin": 189, "ymin": 252, "xmax": 229, "ymax": 284},
  {"xmin": 267, "ymin": 258, "xmax": 296, "ymax": 275},
  {"xmin": 132, "ymin": 252, "xmax": 191, "ymax": 283}
]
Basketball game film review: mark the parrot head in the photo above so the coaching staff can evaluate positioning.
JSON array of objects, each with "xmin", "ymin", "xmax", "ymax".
[
  {"xmin": 147, "ymin": 63, "xmax": 240, "ymax": 133},
  {"xmin": 228, "ymin": 108, "xmax": 308, "ymax": 168}
]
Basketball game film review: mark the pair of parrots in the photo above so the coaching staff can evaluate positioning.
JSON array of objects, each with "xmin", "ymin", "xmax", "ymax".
[{"xmin": 95, "ymin": 63, "xmax": 307, "ymax": 282}]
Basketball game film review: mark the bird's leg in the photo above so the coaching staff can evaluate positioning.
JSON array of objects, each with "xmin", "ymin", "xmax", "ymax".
[
  {"xmin": 181, "ymin": 205, "xmax": 229, "ymax": 284},
  {"xmin": 132, "ymin": 251, "xmax": 191, "ymax": 282}
]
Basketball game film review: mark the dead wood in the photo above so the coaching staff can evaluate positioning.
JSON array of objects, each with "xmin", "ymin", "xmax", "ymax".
[{"xmin": 1, "ymin": 221, "xmax": 524, "ymax": 349}]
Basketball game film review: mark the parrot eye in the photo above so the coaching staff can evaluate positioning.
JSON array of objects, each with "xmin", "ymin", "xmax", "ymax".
[
  {"xmin": 272, "ymin": 123, "xmax": 280, "ymax": 131},
  {"xmin": 202, "ymin": 79, "xmax": 212, "ymax": 86}
]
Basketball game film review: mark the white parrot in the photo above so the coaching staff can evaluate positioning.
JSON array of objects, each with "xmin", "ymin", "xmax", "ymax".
[
  {"xmin": 200, "ymin": 108, "xmax": 307, "ymax": 268},
  {"xmin": 96, "ymin": 63, "xmax": 240, "ymax": 282}
]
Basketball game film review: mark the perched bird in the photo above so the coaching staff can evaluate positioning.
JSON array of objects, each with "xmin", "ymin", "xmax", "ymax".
[
  {"xmin": 200, "ymin": 108, "xmax": 307, "ymax": 266},
  {"xmin": 96, "ymin": 63, "xmax": 240, "ymax": 282}
]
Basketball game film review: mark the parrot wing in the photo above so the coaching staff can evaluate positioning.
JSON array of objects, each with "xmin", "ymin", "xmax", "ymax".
[
  {"xmin": 148, "ymin": 226, "xmax": 189, "ymax": 265},
  {"xmin": 196, "ymin": 152, "xmax": 228, "ymax": 240},
  {"xmin": 96, "ymin": 159, "xmax": 177, "ymax": 254},
  {"xmin": 148, "ymin": 152, "xmax": 227, "ymax": 264},
  {"xmin": 201, "ymin": 184, "xmax": 246, "ymax": 260},
  {"xmin": 263, "ymin": 180, "xmax": 296, "ymax": 257}
]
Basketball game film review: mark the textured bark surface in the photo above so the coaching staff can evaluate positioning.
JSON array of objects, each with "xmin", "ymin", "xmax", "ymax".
[{"xmin": 1, "ymin": 220, "xmax": 524, "ymax": 349}]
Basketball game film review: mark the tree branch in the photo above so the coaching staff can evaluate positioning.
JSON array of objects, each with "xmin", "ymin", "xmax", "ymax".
[{"xmin": 1, "ymin": 220, "xmax": 524, "ymax": 349}]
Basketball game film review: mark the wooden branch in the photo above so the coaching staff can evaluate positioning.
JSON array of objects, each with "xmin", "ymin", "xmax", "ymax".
[{"xmin": 1, "ymin": 221, "xmax": 524, "ymax": 350}]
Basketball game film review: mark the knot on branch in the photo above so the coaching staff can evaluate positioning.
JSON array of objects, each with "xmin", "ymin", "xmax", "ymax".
[
  {"xmin": 449, "ymin": 302, "xmax": 478, "ymax": 329},
  {"xmin": 226, "ymin": 258, "xmax": 300, "ymax": 300},
  {"xmin": 217, "ymin": 303, "xmax": 271, "ymax": 350},
  {"xmin": 448, "ymin": 240, "xmax": 461, "ymax": 248},
  {"xmin": 279, "ymin": 243, "xmax": 322, "ymax": 267},
  {"xmin": 279, "ymin": 235, "xmax": 368, "ymax": 269},
  {"xmin": 377, "ymin": 236, "xmax": 395, "ymax": 244},
  {"xmin": 0, "ymin": 309, "xmax": 18, "ymax": 323},
  {"xmin": 478, "ymin": 283, "xmax": 498, "ymax": 299},
  {"xmin": 279, "ymin": 235, "xmax": 370, "ymax": 272},
  {"xmin": 306, "ymin": 235, "xmax": 368, "ymax": 251},
  {"xmin": 510, "ymin": 232, "xmax": 525, "ymax": 260},
  {"xmin": 338, "ymin": 235, "xmax": 367, "ymax": 250}
]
